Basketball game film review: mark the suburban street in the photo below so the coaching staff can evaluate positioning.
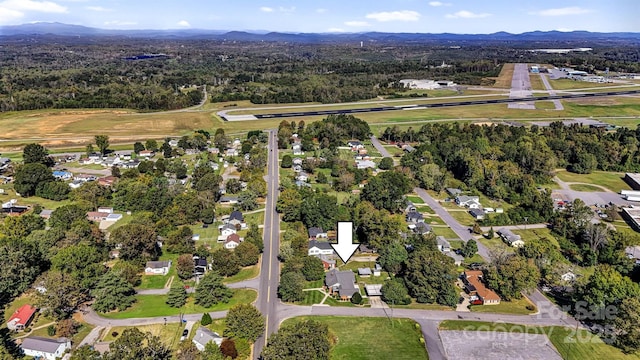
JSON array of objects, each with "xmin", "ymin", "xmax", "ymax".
[{"xmin": 253, "ymin": 129, "xmax": 281, "ymax": 357}]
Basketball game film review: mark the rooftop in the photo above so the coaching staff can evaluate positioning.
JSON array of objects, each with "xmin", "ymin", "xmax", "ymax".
[{"xmin": 21, "ymin": 336, "xmax": 69, "ymax": 353}]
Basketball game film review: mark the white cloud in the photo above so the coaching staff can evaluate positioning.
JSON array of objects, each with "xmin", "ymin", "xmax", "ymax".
[
  {"xmin": 327, "ymin": 27, "xmax": 345, "ymax": 33},
  {"xmin": 260, "ymin": 6, "xmax": 274, "ymax": 12},
  {"xmin": 177, "ymin": 20, "xmax": 191, "ymax": 27},
  {"xmin": 428, "ymin": 1, "xmax": 451, "ymax": 6},
  {"xmin": 103, "ymin": 20, "xmax": 137, "ymax": 26},
  {"xmin": 0, "ymin": 0, "xmax": 67, "ymax": 13},
  {"xmin": 445, "ymin": 10, "xmax": 491, "ymax": 19},
  {"xmin": 278, "ymin": 6, "xmax": 295, "ymax": 13},
  {"xmin": 86, "ymin": 6, "xmax": 112, "ymax": 12},
  {"xmin": 316, "ymin": 8, "xmax": 327, "ymax": 14},
  {"xmin": 366, "ymin": 10, "xmax": 421, "ymax": 22},
  {"xmin": 555, "ymin": 28, "xmax": 573, "ymax": 32},
  {"xmin": 0, "ymin": 6, "xmax": 23, "ymax": 23},
  {"xmin": 530, "ymin": 7, "xmax": 592, "ymax": 17},
  {"xmin": 344, "ymin": 21, "xmax": 370, "ymax": 27}
]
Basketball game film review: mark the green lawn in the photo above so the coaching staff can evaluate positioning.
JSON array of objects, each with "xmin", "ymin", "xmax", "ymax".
[
  {"xmin": 439, "ymin": 321, "xmax": 640, "ymax": 360},
  {"xmin": 223, "ymin": 263, "xmax": 260, "ymax": 284},
  {"xmin": 304, "ymin": 279, "xmax": 326, "ymax": 289},
  {"xmin": 282, "ymin": 316, "xmax": 428, "ymax": 360},
  {"xmin": 415, "ymin": 206, "xmax": 435, "ymax": 214},
  {"xmin": 555, "ymin": 170, "xmax": 630, "ymax": 193},
  {"xmin": 324, "ymin": 296, "xmax": 361, "ymax": 307},
  {"xmin": 136, "ymin": 253, "xmax": 179, "ymax": 290},
  {"xmin": 298, "ymin": 290, "xmax": 326, "ymax": 305},
  {"xmin": 447, "ymin": 210, "xmax": 474, "ymax": 227},
  {"xmin": 569, "ymin": 183, "xmax": 607, "ymax": 192},
  {"xmin": 478, "ymin": 237, "xmax": 515, "ymax": 253},
  {"xmin": 406, "ymin": 195, "xmax": 425, "ymax": 204},
  {"xmin": 423, "ymin": 216, "xmax": 446, "ymax": 225},
  {"xmin": 0, "ymin": 184, "xmax": 71, "ymax": 210},
  {"xmin": 100, "ymin": 289, "xmax": 256, "ymax": 319},
  {"xmin": 511, "ymin": 228, "xmax": 560, "ymax": 248},
  {"xmin": 390, "ymin": 301, "xmax": 452, "ymax": 311},
  {"xmin": 470, "ymin": 297, "xmax": 537, "ymax": 315},
  {"xmin": 431, "ymin": 226, "xmax": 460, "ymax": 239}
]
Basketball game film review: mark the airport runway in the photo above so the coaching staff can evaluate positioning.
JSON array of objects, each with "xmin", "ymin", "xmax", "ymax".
[{"xmin": 227, "ymin": 90, "xmax": 640, "ymax": 120}]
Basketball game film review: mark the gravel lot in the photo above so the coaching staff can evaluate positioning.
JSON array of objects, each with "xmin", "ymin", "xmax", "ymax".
[{"xmin": 440, "ymin": 330, "xmax": 562, "ymax": 360}]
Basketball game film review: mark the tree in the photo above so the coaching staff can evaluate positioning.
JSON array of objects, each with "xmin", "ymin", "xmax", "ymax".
[
  {"xmin": 110, "ymin": 223, "xmax": 159, "ymax": 264},
  {"xmin": 95, "ymin": 135, "xmax": 110, "ymax": 155},
  {"xmin": 235, "ymin": 242, "xmax": 260, "ymax": 267},
  {"xmin": 35, "ymin": 271, "xmax": 88, "ymax": 319},
  {"xmin": 472, "ymin": 222, "xmax": 482, "ymax": 234},
  {"xmin": 23, "ymin": 143, "xmax": 53, "ymax": 166},
  {"xmin": 226, "ymin": 179, "xmax": 243, "ymax": 194},
  {"xmin": 177, "ymin": 254, "xmax": 195, "ymax": 280},
  {"xmin": 484, "ymin": 254, "xmax": 541, "ymax": 301},
  {"xmin": 378, "ymin": 157, "xmax": 393, "ymax": 170},
  {"xmin": 278, "ymin": 271, "xmax": 305, "ymax": 302},
  {"xmin": 0, "ymin": 240, "xmax": 43, "ymax": 305},
  {"xmin": 261, "ymin": 320, "xmax": 330, "ymax": 360},
  {"xmin": 245, "ymin": 223, "xmax": 264, "ymax": 252},
  {"xmin": 404, "ymin": 249, "xmax": 458, "ymax": 306},
  {"xmin": 351, "ymin": 292, "xmax": 363, "ymax": 305},
  {"xmin": 200, "ymin": 312, "xmax": 212, "ymax": 326},
  {"xmin": 220, "ymin": 338, "xmax": 238, "ymax": 359},
  {"xmin": 133, "ymin": 142, "xmax": 145, "ymax": 154},
  {"xmin": 281, "ymin": 155, "xmax": 293, "ymax": 168},
  {"xmin": 301, "ymin": 256, "xmax": 325, "ymax": 281},
  {"xmin": 238, "ymin": 190, "xmax": 258, "ymax": 211},
  {"xmin": 378, "ymin": 241, "xmax": 408, "ymax": 274},
  {"xmin": 195, "ymin": 272, "xmax": 232, "ymax": 307},
  {"xmin": 51, "ymin": 244, "xmax": 106, "ymax": 289},
  {"xmin": 71, "ymin": 345, "xmax": 102, "ymax": 360},
  {"xmin": 166, "ymin": 284, "xmax": 187, "ymax": 308},
  {"xmin": 316, "ymin": 172, "xmax": 328, "ymax": 184},
  {"xmin": 361, "ymin": 170, "xmax": 412, "ymax": 212},
  {"xmin": 462, "ymin": 240, "xmax": 478, "ymax": 258},
  {"xmin": 224, "ymin": 304, "xmax": 265, "ymax": 342},
  {"xmin": 381, "ymin": 279, "xmax": 410, "ymax": 305},
  {"xmin": 55, "ymin": 319, "xmax": 79, "ymax": 338},
  {"xmin": 0, "ymin": 213, "xmax": 45, "ymax": 241},
  {"xmin": 145, "ymin": 139, "xmax": 159, "ymax": 152},
  {"xmin": 612, "ymin": 297, "xmax": 640, "ymax": 353},
  {"xmin": 210, "ymin": 248, "xmax": 240, "ymax": 277},
  {"xmin": 49, "ymin": 204, "xmax": 88, "ymax": 229},
  {"xmin": 104, "ymin": 328, "xmax": 171, "ymax": 360},
  {"xmin": 111, "ymin": 261, "xmax": 141, "ymax": 287},
  {"xmin": 488, "ymin": 227, "xmax": 495, "ymax": 239},
  {"xmin": 13, "ymin": 162, "xmax": 54, "ymax": 196},
  {"xmin": 202, "ymin": 342, "xmax": 224, "ymax": 360},
  {"xmin": 91, "ymin": 271, "xmax": 136, "ymax": 313}
]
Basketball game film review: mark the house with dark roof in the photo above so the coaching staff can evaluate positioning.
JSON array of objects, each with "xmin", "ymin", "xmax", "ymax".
[
  {"xmin": 6, "ymin": 304, "xmax": 36, "ymax": 331},
  {"xmin": 145, "ymin": 260, "xmax": 172, "ymax": 275},
  {"xmin": 193, "ymin": 256, "xmax": 208, "ymax": 275},
  {"xmin": 446, "ymin": 188, "xmax": 463, "ymax": 197},
  {"xmin": 308, "ymin": 240, "xmax": 334, "ymax": 257},
  {"xmin": 456, "ymin": 195, "xmax": 481, "ymax": 209},
  {"xmin": 497, "ymin": 228, "xmax": 524, "ymax": 247},
  {"xmin": 406, "ymin": 211, "xmax": 424, "ymax": 224},
  {"xmin": 308, "ymin": 227, "xmax": 327, "ymax": 240},
  {"xmin": 436, "ymin": 236, "xmax": 451, "ymax": 253},
  {"xmin": 20, "ymin": 336, "xmax": 71, "ymax": 360},
  {"xmin": 413, "ymin": 222, "xmax": 432, "ymax": 235},
  {"xmin": 192, "ymin": 327, "xmax": 223, "ymax": 351},
  {"xmin": 219, "ymin": 195, "xmax": 239, "ymax": 205},
  {"xmin": 224, "ymin": 233, "xmax": 242, "ymax": 249},
  {"xmin": 229, "ymin": 210, "xmax": 244, "ymax": 222},
  {"xmin": 325, "ymin": 268, "xmax": 358, "ymax": 300},
  {"xmin": 462, "ymin": 270, "xmax": 501, "ymax": 305},
  {"xmin": 469, "ymin": 208, "xmax": 485, "ymax": 220}
]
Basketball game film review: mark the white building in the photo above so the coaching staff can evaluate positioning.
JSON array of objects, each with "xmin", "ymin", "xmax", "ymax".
[{"xmin": 21, "ymin": 336, "xmax": 71, "ymax": 360}]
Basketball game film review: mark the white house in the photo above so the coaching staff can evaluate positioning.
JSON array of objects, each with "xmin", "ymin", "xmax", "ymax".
[
  {"xmin": 145, "ymin": 260, "xmax": 172, "ymax": 275},
  {"xmin": 355, "ymin": 160, "xmax": 376, "ymax": 170},
  {"xmin": 192, "ymin": 327, "xmax": 222, "ymax": 351},
  {"xmin": 456, "ymin": 195, "xmax": 481, "ymax": 209},
  {"xmin": 292, "ymin": 144, "xmax": 303, "ymax": 156},
  {"xmin": 436, "ymin": 236, "xmax": 451, "ymax": 253},
  {"xmin": 296, "ymin": 172, "xmax": 309, "ymax": 182},
  {"xmin": 219, "ymin": 224, "xmax": 237, "ymax": 237},
  {"xmin": 21, "ymin": 336, "xmax": 71, "ymax": 360},
  {"xmin": 224, "ymin": 234, "xmax": 242, "ymax": 249},
  {"xmin": 497, "ymin": 228, "xmax": 524, "ymax": 248},
  {"xmin": 308, "ymin": 240, "xmax": 334, "ymax": 257}
]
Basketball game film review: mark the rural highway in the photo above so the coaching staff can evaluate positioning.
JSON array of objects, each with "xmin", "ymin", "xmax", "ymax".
[{"xmin": 253, "ymin": 129, "xmax": 281, "ymax": 357}]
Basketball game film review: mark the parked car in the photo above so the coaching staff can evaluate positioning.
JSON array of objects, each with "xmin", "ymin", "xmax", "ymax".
[{"xmin": 180, "ymin": 329, "xmax": 189, "ymax": 341}]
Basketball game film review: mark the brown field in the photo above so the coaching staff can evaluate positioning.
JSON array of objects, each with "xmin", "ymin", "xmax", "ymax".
[{"xmin": 492, "ymin": 63, "xmax": 515, "ymax": 88}]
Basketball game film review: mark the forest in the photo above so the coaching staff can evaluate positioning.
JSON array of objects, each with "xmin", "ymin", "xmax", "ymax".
[{"xmin": 1, "ymin": 36, "xmax": 640, "ymax": 111}]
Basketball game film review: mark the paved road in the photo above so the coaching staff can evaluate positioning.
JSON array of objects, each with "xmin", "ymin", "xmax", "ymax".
[
  {"xmin": 253, "ymin": 129, "xmax": 281, "ymax": 358},
  {"xmin": 370, "ymin": 136, "xmax": 392, "ymax": 157},
  {"xmin": 538, "ymin": 73, "xmax": 564, "ymax": 110}
]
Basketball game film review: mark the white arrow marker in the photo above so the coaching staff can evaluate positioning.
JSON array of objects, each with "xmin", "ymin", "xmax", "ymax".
[{"xmin": 331, "ymin": 221, "xmax": 359, "ymax": 264}]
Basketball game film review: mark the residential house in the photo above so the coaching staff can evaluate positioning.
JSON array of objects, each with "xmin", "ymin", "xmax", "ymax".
[
  {"xmin": 21, "ymin": 336, "xmax": 71, "ymax": 360},
  {"xmin": 98, "ymin": 207, "xmax": 113, "ymax": 213},
  {"xmin": 358, "ymin": 268, "xmax": 372, "ymax": 277},
  {"xmin": 365, "ymin": 284, "xmax": 383, "ymax": 297},
  {"xmin": 403, "ymin": 145, "xmax": 416, "ymax": 153},
  {"xmin": 319, "ymin": 255, "xmax": 336, "ymax": 270},
  {"xmin": 405, "ymin": 201, "xmax": 417, "ymax": 213},
  {"xmin": 462, "ymin": 270, "xmax": 501, "ymax": 305},
  {"xmin": 228, "ymin": 211, "xmax": 245, "ymax": 226},
  {"xmin": 347, "ymin": 140, "xmax": 364, "ymax": 151},
  {"xmin": 219, "ymin": 224, "xmax": 237, "ymax": 238},
  {"xmin": 104, "ymin": 213, "xmax": 123, "ymax": 222},
  {"xmin": 373, "ymin": 263, "xmax": 382, "ymax": 277},
  {"xmin": 355, "ymin": 160, "xmax": 376, "ymax": 170},
  {"xmin": 446, "ymin": 188, "xmax": 463, "ymax": 197},
  {"xmin": 225, "ymin": 148, "xmax": 239, "ymax": 157},
  {"xmin": 358, "ymin": 244, "xmax": 375, "ymax": 254},
  {"xmin": 308, "ymin": 227, "xmax": 327, "ymax": 240},
  {"xmin": 74, "ymin": 174, "xmax": 97, "ymax": 182},
  {"xmin": 98, "ymin": 176, "xmax": 117, "ymax": 187},
  {"xmin": 219, "ymin": 196, "xmax": 239, "ymax": 205},
  {"xmin": 296, "ymin": 172, "xmax": 309, "ymax": 182},
  {"xmin": 6, "ymin": 304, "xmax": 36, "ymax": 331},
  {"xmin": 39, "ymin": 209, "xmax": 53, "ymax": 220},
  {"xmin": 169, "ymin": 139, "xmax": 179, "ymax": 147},
  {"xmin": 139, "ymin": 150, "xmax": 155, "ymax": 158},
  {"xmin": 121, "ymin": 159, "xmax": 140, "ymax": 169},
  {"xmin": 561, "ymin": 271, "xmax": 577, "ymax": 282},
  {"xmin": 86, "ymin": 211, "xmax": 109, "ymax": 222},
  {"xmin": 406, "ymin": 211, "xmax": 424, "ymax": 224},
  {"xmin": 292, "ymin": 157, "xmax": 303, "ymax": 165},
  {"xmin": 436, "ymin": 236, "xmax": 451, "ymax": 253},
  {"xmin": 0, "ymin": 157, "xmax": 11, "ymax": 171},
  {"xmin": 194, "ymin": 256, "xmax": 208, "ymax": 275},
  {"xmin": 52, "ymin": 171, "xmax": 72, "ymax": 181},
  {"xmin": 469, "ymin": 208, "xmax": 485, "ymax": 220},
  {"xmin": 325, "ymin": 268, "xmax": 358, "ymax": 300},
  {"xmin": 497, "ymin": 228, "xmax": 524, "ymax": 247},
  {"xmin": 292, "ymin": 144, "xmax": 303, "ymax": 156},
  {"xmin": 145, "ymin": 260, "xmax": 172, "ymax": 275},
  {"xmin": 292, "ymin": 164, "xmax": 303, "ymax": 173},
  {"xmin": 308, "ymin": 240, "xmax": 334, "ymax": 257},
  {"xmin": 456, "ymin": 195, "xmax": 481, "ymax": 209},
  {"xmin": 625, "ymin": 245, "xmax": 640, "ymax": 264},
  {"xmin": 68, "ymin": 180, "xmax": 84, "ymax": 189},
  {"xmin": 208, "ymin": 147, "xmax": 219, "ymax": 154},
  {"xmin": 413, "ymin": 222, "xmax": 432, "ymax": 235},
  {"xmin": 192, "ymin": 327, "xmax": 223, "ymax": 351},
  {"xmin": 224, "ymin": 233, "xmax": 242, "ymax": 249},
  {"xmin": 295, "ymin": 180, "xmax": 311, "ymax": 188}
]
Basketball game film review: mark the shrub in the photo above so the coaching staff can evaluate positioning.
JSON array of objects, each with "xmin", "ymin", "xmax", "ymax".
[
  {"xmin": 111, "ymin": 331, "xmax": 119, "ymax": 338},
  {"xmin": 201, "ymin": 312, "xmax": 212, "ymax": 326},
  {"xmin": 351, "ymin": 292, "xmax": 363, "ymax": 305},
  {"xmin": 220, "ymin": 338, "xmax": 238, "ymax": 359},
  {"xmin": 47, "ymin": 325, "xmax": 56, "ymax": 336}
]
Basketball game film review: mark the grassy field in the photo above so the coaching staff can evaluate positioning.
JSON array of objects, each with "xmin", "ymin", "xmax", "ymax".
[
  {"xmin": 529, "ymin": 74, "xmax": 546, "ymax": 91},
  {"xmin": 390, "ymin": 301, "xmax": 452, "ymax": 310},
  {"xmin": 555, "ymin": 170, "xmax": 630, "ymax": 193},
  {"xmin": 492, "ymin": 63, "xmax": 515, "ymax": 88},
  {"xmin": 282, "ymin": 316, "xmax": 429, "ymax": 360},
  {"xmin": 511, "ymin": 228, "xmax": 560, "ymax": 248},
  {"xmin": 569, "ymin": 183, "xmax": 608, "ymax": 192},
  {"xmin": 100, "ymin": 289, "xmax": 256, "ymax": 319},
  {"xmin": 102, "ymin": 323, "xmax": 183, "ymax": 348},
  {"xmin": 137, "ymin": 253, "xmax": 179, "ymax": 290},
  {"xmin": 478, "ymin": 236, "xmax": 515, "ymax": 254},
  {"xmin": 0, "ymin": 184, "xmax": 71, "ymax": 210},
  {"xmin": 447, "ymin": 210, "xmax": 475, "ymax": 227},
  {"xmin": 298, "ymin": 290, "xmax": 326, "ymax": 305},
  {"xmin": 549, "ymin": 79, "xmax": 620, "ymax": 90},
  {"xmin": 431, "ymin": 226, "xmax": 460, "ymax": 239},
  {"xmin": 223, "ymin": 263, "xmax": 260, "ymax": 284},
  {"xmin": 439, "ymin": 320, "xmax": 640, "ymax": 360},
  {"xmin": 470, "ymin": 297, "xmax": 537, "ymax": 315}
]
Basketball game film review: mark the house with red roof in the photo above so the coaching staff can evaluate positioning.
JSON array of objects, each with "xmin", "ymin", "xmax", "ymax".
[{"xmin": 6, "ymin": 304, "xmax": 37, "ymax": 331}]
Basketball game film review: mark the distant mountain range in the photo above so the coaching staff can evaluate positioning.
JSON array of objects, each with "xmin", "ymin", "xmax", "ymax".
[{"xmin": 1, "ymin": 22, "xmax": 638, "ymax": 43}]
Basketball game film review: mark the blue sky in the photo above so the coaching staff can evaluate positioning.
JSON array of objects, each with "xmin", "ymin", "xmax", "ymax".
[{"xmin": 0, "ymin": 0, "xmax": 636, "ymax": 33}]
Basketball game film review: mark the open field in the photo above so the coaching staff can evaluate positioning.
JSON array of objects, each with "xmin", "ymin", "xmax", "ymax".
[
  {"xmin": 569, "ymin": 184, "xmax": 606, "ymax": 192},
  {"xmin": 297, "ymin": 290, "xmax": 325, "ymax": 305},
  {"xmin": 529, "ymin": 74, "xmax": 546, "ymax": 91},
  {"xmin": 511, "ymin": 228, "xmax": 560, "ymax": 248},
  {"xmin": 439, "ymin": 321, "xmax": 640, "ymax": 360},
  {"xmin": 549, "ymin": 79, "xmax": 625, "ymax": 90},
  {"xmin": 223, "ymin": 263, "xmax": 260, "ymax": 284},
  {"xmin": 492, "ymin": 63, "xmax": 515, "ymax": 88},
  {"xmin": 431, "ymin": 226, "xmax": 460, "ymax": 239},
  {"xmin": 0, "ymin": 184, "xmax": 71, "ymax": 210},
  {"xmin": 282, "ymin": 316, "xmax": 428, "ymax": 360},
  {"xmin": 555, "ymin": 170, "xmax": 630, "ymax": 193}
]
